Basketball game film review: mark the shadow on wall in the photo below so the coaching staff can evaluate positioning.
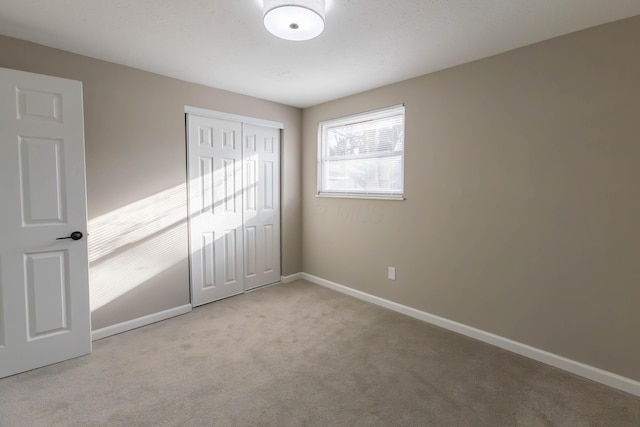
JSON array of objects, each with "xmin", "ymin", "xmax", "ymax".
[
  {"xmin": 88, "ymin": 184, "xmax": 188, "ymax": 311},
  {"xmin": 87, "ymin": 160, "xmax": 258, "ymax": 313}
]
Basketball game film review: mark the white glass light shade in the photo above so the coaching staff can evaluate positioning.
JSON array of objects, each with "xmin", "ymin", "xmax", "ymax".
[{"xmin": 263, "ymin": 0, "xmax": 325, "ymax": 41}]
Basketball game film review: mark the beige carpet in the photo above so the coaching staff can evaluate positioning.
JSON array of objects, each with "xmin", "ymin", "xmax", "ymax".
[{"xmin": 0, "ymin": 280, "xmax": 638, "ymax": 426}]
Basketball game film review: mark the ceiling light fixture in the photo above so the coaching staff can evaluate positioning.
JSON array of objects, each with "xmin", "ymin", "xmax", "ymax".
[{"xmin": 263, "ymin": 0, "xmax": 325, "ymax": 41}]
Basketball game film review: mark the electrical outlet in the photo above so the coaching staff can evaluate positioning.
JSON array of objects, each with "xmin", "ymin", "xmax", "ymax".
[{"xmin": 388, "ymin": 267, "xmax": 396, "ymax": 280}]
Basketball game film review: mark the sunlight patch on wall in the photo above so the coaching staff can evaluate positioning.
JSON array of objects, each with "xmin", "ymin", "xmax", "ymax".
[
  {"xmin": 88, "ymin": 184, "xmax": 187, "ymax": 311},
  {"xmin": 88, "ymin": 184, "xmax": 187, "ymax": 263}
]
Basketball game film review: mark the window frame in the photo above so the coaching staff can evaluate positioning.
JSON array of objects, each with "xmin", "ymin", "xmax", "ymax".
[{"xmin": 317, "ymin": 104, "xmax": 405, "ymax": 200}]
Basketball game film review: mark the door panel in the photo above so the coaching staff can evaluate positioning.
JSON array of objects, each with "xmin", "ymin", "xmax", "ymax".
[
  {"xmin": 25, "ymin": 250, "xmax": 70, "ymax": 337},
  {"xmin": 20, "ymin": 137, "xmax": 67, "ymax": 223},
  {"xmin": 264, "ymin": 224, "xmax": 275, "ymax": 274},
  {"xmin": 222, "ymin": 230, "xmax": 238, "ymax": 284},
  {"xmin": 0, "ymin": 67, "xmax": 91, "ymax": 379},
  {"xmin": 200, "ymin": 232, "xmax": 215, "ymax": 289},
  {"xmin": 199, "ymin": 157, "xmax": 215, "ymax": 215},
  {"xmin": 243, "ymin": 124, "xmax": 281, "ymax": 290},
  {"xmin": 245, "ymin": 226, "xmax": 257, "ymax": 277},
  {"xmin": 187, "ymin": 115, "xmax": 244, "ymax": 306}
]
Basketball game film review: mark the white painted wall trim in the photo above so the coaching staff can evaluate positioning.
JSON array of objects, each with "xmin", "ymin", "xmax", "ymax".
[
  {"xmin": 301, "ymin": 273, "xmax": 640, "ymax": 398},
  {"xmin": 281, "ymin": 273, "xmax": 303, "ymax": 283},
  {"xmin": 91, "ymin": 304, "xmax": 192, "ymax": 341},
  {"xmin": 185, "ymin": 106, "xmax": 284, "ymax": 129}
]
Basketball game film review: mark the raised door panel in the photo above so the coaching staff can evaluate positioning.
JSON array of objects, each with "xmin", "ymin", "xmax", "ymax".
[
  {"xmin": 245, "ymin": 226, "xmax": 257, "ymax": 280},
  {"xmin": 199, "ymin": 157, "xmax": 215, "ymax": 216},
  {"xmin": 17, "ymin": 88, "xmax": 63, "ymax": 122},
  {"xmin": 263, "ymin": 160, "xmax": 275, "ymax": 211},
  {"xmin": 19, "ymin": 137, "xmax": 67, "ymax": 225},
  {"xmin": 221, "ymin": 158, "xmax": 237, "ymax": 213},
  {"xmin": 199, "ymin": 232, "xmax": 215, "ymax": 290},
  {"xmin": 263, "ymin": 224, "xmax": 275, "ymax": 275},
  {"xmin": 25, "ymin": 251, "xmax": 70, "ymax": 338},
  {"xmin": 222, "ymin": 229, "xmax": 238, "ymax": 285}
]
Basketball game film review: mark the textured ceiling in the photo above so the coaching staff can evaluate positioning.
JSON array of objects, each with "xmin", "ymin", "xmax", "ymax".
[{"xmin": 1, "ymin": 1, "xmax": 639, "ymax": 108}]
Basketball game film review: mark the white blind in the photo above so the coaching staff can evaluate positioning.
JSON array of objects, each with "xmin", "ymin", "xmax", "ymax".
[{"xmin": 318, "ymin": 105, "xmax": 404, "ymax": 198}]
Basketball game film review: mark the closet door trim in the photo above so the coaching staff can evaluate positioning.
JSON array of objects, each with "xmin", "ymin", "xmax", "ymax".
[{"xmin": 185, "ymin": 106, "xmax": 284, "ymax": 130}]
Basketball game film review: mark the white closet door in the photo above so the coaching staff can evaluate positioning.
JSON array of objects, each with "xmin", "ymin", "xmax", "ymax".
[
  {"xmin": 187, "ymin": 115, "xmax": 244, "ymax": 306},
  {"xmin": 0, "ymin": 67, "xmax": 91, "ymax": 378},
  {"xmin": 243, "ymin": 124, "xmax": 281, "ymax": 290}
]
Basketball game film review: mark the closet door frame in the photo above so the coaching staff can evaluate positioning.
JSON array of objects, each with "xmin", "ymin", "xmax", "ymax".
[
  {"xmin": 185, "ymin": 106, "xmax": 283, "ymax": 307},
  {"xmin": 185, "ymin": 106, "xmax": 284, "ymax": 132}
]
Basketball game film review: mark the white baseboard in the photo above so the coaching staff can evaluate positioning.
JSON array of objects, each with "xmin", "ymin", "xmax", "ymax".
[
  {"xmin": 91, "ymin": 275, "xmax": 304, "ymax": 341},
  {"xmin": 301, "ymin": 273, "xmax": 640, "ymax": 397},
  {"xmin": 91, "ymin": 304, "xmax": 192, "ymax": 341},
  {"xmin": 281, "ymin": 272, "xmax": 303, "ymax": 283}
]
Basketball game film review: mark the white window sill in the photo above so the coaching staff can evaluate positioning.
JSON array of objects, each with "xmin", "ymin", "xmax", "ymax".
[{"xmin": 316, "ymin": 193, "xmax": 405, "ymax": 201}]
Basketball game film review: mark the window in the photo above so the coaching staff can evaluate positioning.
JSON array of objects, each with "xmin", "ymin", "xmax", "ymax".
[{"xmin": 318, "ymin": 105, "xmax": 405, "ymax": 199}]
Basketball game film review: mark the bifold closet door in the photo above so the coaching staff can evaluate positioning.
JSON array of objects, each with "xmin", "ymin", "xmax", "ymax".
[
  {"xmin": 242, "ymin": 124, "xmax": 281, "ymax": 290},
  {"xmin": 187, "ymin": 115, "xmax": 245, "ymax": 306},
  {"xmin": 187, "ymin": 114, "xmax": 281, "ymax": 307}
]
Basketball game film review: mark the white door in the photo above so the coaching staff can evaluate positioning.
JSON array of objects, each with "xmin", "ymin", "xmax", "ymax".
[
  {"xmin": 243, "ymin": 123, "xmax": 281, "ymax": 290},
  {"xmin": 0, "ymin": 67, "xmax": 91, "ymax": 378},
  {"xmin": 187, "ymin": 114, "xmax": 245, "ymax": 306}
]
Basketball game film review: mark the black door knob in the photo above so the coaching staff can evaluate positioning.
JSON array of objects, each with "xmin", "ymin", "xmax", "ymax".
[{"xmin": 56, "ymin": 231, "xmax": 84, "ymax": 241}]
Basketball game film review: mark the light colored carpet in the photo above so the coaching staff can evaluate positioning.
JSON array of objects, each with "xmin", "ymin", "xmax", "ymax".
[{"xmin": 0, "ymin": 280, "xmax": 638, "ymax": 426}]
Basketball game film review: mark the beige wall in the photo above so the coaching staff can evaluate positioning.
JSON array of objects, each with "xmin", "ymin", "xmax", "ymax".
[
  {"xmin": 302, "ymin": 15, "xmax": 640, "ymax": 381},
  {"xmin": 3, "ymin": 14, "xmax": 638, "ymax": 382},
  {"xmin": 0, "ymin": 36, "xmax": 302, "ymax": 330}
]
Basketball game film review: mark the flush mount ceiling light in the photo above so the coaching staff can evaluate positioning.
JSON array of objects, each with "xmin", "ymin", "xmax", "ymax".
[{"xmin": 263, "ymin": 0, "xmax": 325, "ymax": 41}]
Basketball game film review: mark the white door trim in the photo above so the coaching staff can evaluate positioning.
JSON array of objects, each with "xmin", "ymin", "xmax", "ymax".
[{"xmin": 184, "ymin": 106, "xmax": 284, "ymax": 130}]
